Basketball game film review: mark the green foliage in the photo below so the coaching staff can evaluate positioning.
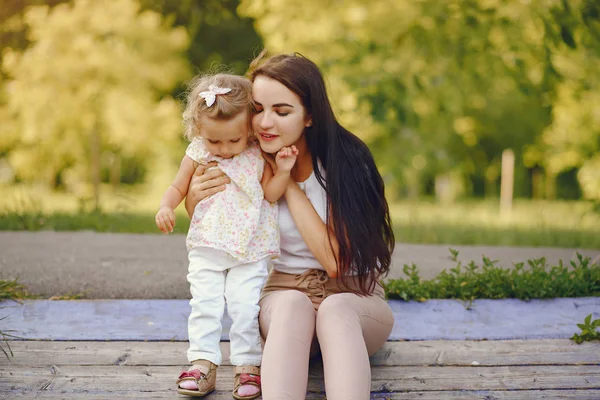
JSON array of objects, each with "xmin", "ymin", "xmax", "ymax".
[
  {"xmin": 140, "ymin": 0, "xmax": 262, "ymax": 75},
  {"xmin": 0, "ymin": 317, "xmax": 19, "ymax": 361},
  {"xmin": 391, "ymin": 199, "xmax": 600, "ymax": 249},
  {"xmin": 571, "ymin": 313, "xmax": 600, "ymax": 344},
  {"xmin": 1, "ymin": 210, "xmax": 598, "ymax": 249},
  {"xmin": 1, "ymin": 0, "xmax": 189, "ymax": 208},
  {"xmin": 1, "ymin": 185, "xmax": 599, "ymax": 248},
  {"xmin": 383, "ymin": 251, "xmax": 600, "ymax": 301},
  {"xmin": 0, "ymin": 280, "xmax": 27, "ymax": 360},
  {"xmin": 0, "ymin": 279, "xmax": 28, "ymax": 300},
  {"xmin": 241, "ymin": 0, "xmax": 600, "ymax": 200},
  {"xmin": 0, "ymin": 211, "xmax": 188, "ymax": 234}
]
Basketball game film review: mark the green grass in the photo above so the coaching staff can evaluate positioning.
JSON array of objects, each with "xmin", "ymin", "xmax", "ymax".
[
  {"xmin": 0, "ymin": 279, "xmax": 27, "ymax": 360},
  {"xmin": 389, "ymin": 199, "xmax": 600, "ymax": 249},
  {"xmin": 0, "ymin": 279, "xmax": 29, "ymax": 300},
  {"xmin": 383, "ymin": 251, "xmax": 600, "ymax": 302},
  {"xmin": 1, "ymin": 184, "xmax": 599, "ymax": 248}
]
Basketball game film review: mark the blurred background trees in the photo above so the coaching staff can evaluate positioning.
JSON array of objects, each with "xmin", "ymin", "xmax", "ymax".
[
  {"xmin": 1, "ymin": 0, "xmax": 599, "ymax": 209},
  {"xmin": 240, "ymin": 0, "xmax": 600, "ymax": 203}
]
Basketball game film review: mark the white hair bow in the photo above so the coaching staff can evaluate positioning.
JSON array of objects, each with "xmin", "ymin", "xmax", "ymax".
[{"xmin": 199, "ymin": 84, "xmax": 232, "ymax": 107}]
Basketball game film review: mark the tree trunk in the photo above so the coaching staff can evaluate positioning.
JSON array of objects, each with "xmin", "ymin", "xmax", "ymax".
[
  {"xmin": 500, "ymin": 149, "xmax": 515, "ymax": 215},
  {"xmin": 110, "ymin": 152, "xmax": 121, "ymax": 191},
  {"xmin": 531, "ymin": 168, "xmax": 543, "ymax": 199},
  {"xmin": 545, "ymin": 170, "xmax": 556, "ymax": 200},
  {"xmin": 90, "ymin": 127, "xmax": 101, "ymax": 212}
]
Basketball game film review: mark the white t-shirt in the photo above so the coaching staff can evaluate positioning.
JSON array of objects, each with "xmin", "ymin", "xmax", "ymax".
[{"xmin": 271, "ymin": 167, "xmax": 328, "ymax": 274}]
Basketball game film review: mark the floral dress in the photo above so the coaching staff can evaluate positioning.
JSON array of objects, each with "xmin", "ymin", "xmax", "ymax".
[{"xmin": 185, "ymin": 137, "xmax": 279, "ymax": 262}]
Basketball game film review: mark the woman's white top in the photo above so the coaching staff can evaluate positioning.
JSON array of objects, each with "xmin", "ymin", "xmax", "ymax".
[{"xmin": 271, "ymin": 167, "xmax": 328, "ymax": 274}]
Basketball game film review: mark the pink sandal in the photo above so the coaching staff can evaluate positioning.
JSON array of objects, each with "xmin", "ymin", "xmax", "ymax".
[
  {"xmin": 232, "ymin": 365, "xmax": 261, "ymax": 400},
  {"xmin": 176, "ymin": 363, "xmax": 217, "ymax": 397}
]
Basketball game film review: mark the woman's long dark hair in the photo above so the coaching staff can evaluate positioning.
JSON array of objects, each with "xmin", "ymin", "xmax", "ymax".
[{"xmin": 250, "ymin": 51, "xmax": 395, "ymax": 295}]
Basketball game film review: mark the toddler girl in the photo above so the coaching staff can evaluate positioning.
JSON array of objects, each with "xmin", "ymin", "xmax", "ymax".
[{"xmin": 155, "ymin": 73, "xmax": 297, "ymax": 399}]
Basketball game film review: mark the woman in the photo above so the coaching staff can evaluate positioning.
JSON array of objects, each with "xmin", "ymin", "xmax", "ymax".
[{"xmin": 186, "ymin": 52, "xmax": 395, "ymax": 400}]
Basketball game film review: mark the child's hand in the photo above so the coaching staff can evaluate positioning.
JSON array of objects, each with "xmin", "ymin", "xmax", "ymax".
[
  {"xmin": 275, "ymin": 146, "xmax": 299, "ymax": 173},
  {"xmin": 155, "ymin": 207, "xmax": 176, "ymax": 233}
]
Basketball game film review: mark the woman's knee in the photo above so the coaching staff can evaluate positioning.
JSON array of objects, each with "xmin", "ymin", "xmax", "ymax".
[
  {"xmin": 319, "ymin": 293, "xmax": 359, "ymax": 317},
  {"xmin": 316, "ymin": 294, "xmax": 360, "ymax": 331},
  {"xmin": 271, "ymin": 290, "xmax": 314, "ymax": 315},
  {"xmin": 260, "ymin": 290, "xmax": 316, "ymax": 342}
]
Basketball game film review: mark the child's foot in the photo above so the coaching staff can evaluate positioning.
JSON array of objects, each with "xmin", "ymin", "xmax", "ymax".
[
  {"xmin": 237, "ymin": 376, "xmax": 260, "ymax": 396},
  {"xmin": 176, "ymin": 362, "xmax": 217, "ymax": 396},
  {"xmin": 233, "ymin": 366, "xmax": 261, "ymax": 400},
  {"xmin": 179, "ymin": 372, "xmax": 198, "ymax": 390}
]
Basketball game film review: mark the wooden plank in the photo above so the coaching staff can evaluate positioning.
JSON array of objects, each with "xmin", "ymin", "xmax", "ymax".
[
  {"xmin": 2, "ymin": 365, "xmax": 598, "ymax": 392},
  {"xmin": 1, "ymin": 389, "xmax": 599, "ymax": 399},
  {"xmin": 369, "ymin": 339, "xmax": 600, "ymax": 366},
  {"xmin": 5, "ymin": 339, "xmax": 599, "ymax": 367},
  {"xmin": 3, "ymin": 340, "xmax": 598, "ymax": 398}
]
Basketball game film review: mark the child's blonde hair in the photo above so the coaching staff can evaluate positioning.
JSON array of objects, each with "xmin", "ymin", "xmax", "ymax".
[{"xmin": 183, "ymin": 73, "xmax": 253, "ymax": 141}]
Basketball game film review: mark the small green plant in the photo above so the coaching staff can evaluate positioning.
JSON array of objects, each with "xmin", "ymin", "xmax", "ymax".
[
  {"xmin": 449, "ymin": 248, "xmax": 459, "ymax": 262},
  {"xmin": 571, "ymin": 314, "xmax": 600, "ymax": 344},
  {"xmin": 0, "ymin": 315, "xmax": 19, "ymax": 360},
  {"xmin": 0, "ymin": 279, "xmax": 28, "ymax": 300},
  {"xmin": 383, "ymin": 250, "xmax": 600, "ymax": 301},
  {"xmin": 0, "ymin": 279, "xmax": 28, "ymax": 360},
  {"xmin": 48, "ymin": 292, "xmax": 86, "ymax": 300}
]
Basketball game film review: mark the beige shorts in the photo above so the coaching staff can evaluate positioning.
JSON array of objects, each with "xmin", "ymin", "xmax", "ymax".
[{"xmin": 260, "ymin": 268, "xmax": 386, "ymax": 310}]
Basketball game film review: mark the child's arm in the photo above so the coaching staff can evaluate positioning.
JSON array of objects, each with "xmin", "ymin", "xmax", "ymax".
[
  {"xmin": 155, "ymin": 155, "xmax": 197, "ymax": 233},
  {"xmin": 262, "ymin": 146, "xmax": 299, "ymax": 203}
]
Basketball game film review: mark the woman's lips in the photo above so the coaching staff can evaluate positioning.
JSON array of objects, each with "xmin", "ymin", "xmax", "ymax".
[{"xmin": 259, "ymin": 132, "xmax": 278, "ymax": 142}]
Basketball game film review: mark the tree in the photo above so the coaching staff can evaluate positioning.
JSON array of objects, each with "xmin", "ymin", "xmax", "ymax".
[
  {"xmin": 140, "ymin": 0, "xmax": 263, "ymax": 75},
  {"xmin": 240, "ymin": 0, "xmax": 600, "ymax": 200},
  {"xmin": 2, "ymin": 0, "xmax": 189, "ymax": 210}
]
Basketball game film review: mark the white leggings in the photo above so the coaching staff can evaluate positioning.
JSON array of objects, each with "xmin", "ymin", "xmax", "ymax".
[{"xmin": 186, "ymin": 247, "xmax": 268, "ymax": 366}]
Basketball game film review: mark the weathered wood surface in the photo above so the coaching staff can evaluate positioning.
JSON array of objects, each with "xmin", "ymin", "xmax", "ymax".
[{"xmin": 1, "ymin": 339, "xmax": 599, "ymax": 399}]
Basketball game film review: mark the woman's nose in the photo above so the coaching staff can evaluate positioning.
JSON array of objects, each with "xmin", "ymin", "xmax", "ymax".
[{"xmin": 256, "ymin": 111, "xmax": 273, "ymax": 129}]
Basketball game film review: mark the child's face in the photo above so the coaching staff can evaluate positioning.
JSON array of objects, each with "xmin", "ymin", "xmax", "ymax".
[{"xmin": 200, "ymin": 112, "xmax": 250, "ymax": 159}]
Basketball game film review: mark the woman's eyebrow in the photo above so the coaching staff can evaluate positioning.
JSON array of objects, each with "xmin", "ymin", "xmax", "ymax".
[{"xmin": 252, "ymin": 99, "xmax": 294, "ymax": 108}]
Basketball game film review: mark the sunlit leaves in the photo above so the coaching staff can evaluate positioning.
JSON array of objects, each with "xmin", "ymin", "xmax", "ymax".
[
  {"xmin": 2, "ymin": 0, "xmax": 189, "ymax": 194},
  {"xmin": 241, "ymin": 0, "xmax": 600, "ymax": 199}
]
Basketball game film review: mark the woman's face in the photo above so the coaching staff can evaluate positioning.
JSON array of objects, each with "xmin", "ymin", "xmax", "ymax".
[{"xmin": 252, "ymin": 75, "xmax": 311, "ymax": 154}]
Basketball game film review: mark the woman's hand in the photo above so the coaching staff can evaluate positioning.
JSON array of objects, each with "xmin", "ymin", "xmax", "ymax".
[{"xmin": 185, "ymin": 162, "xmax": 230, "ymax": 217}]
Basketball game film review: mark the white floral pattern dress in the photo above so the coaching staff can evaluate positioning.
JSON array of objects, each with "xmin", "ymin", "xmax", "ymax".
[{"xmin": 185, "ymin": 137, "xmax": 279, "ymax": 262}]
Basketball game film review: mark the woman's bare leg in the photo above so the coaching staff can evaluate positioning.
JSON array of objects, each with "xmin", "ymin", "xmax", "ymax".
[
  {"xmin": 316, "ymin": 293, "xmax": 394, "ymax": 400},
  {"xmin": 259, "ymin": 290, "xmax": 316, "ymax": 400}
]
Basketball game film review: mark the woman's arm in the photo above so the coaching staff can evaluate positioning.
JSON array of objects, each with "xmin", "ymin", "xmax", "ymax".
[
  {"xmin": 184, "ymin": 162, "xmax": 231, "ymax": 217},
  {"xmin": 284, "ymin": 180, "xmax": 340, "ymax": 278}
]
